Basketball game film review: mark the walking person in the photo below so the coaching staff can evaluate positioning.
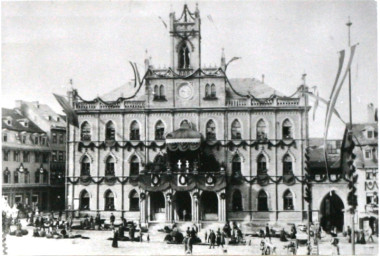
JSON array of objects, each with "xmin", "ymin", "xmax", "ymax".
[
  {"xmin": 112, "ymin": 228, "xmax": 118, "ymax": 248},
  {"xmin": 204, "ymin": 230, "xmax": 208, "ymax": 243},
  {"xmin": 129, "ymin": 223, "xmax": 135, "ymax": 242},
  {"xmin": 265, "ymin": 223, "xmax": 271, "ymax": 241},
  {"xmin": 331, "ymin": 237, "xmax": 340, "ymax": 255},
  {"xmin": 216, "ymin": 228, "xmax": 222, "ymax": 247},
  {"xmin": 347, "ymin": 226, "xmax": 352, "ymax": 243},
  {"xmin": 367, "ymin": 228, "xmax": 374, "ymax": 243},
  {"xmin": 208, "ymin": 229, "xmax": 216, "ymax": 249}
]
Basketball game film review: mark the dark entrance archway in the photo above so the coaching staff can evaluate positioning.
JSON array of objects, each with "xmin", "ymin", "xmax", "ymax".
[
  {"xmin": 320, "ymin": 191, "xmax": 345, "ymax": 232},
  {"xmin": 174, "ymin": 191, "xmax": 192, "ymax": 221},
  {"xmin": 150, "ymin": 192, "xmax": 165, "ymax": 221},
  {"xmin": 200, "ymin": 191, "xmax": 218, "ymax": 221}
]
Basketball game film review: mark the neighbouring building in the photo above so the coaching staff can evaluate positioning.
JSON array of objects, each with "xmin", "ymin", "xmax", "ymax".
[
  {"xmin": 355, "ymin": 103, "xmax": 378, "ymax": 234},
  {"xmin": 16, "ymin": 100, "xmax": 67, "ymax": 210},
  {"xmin": 2, "ymin": 108, "xmax": 51, "ymax": 211}
]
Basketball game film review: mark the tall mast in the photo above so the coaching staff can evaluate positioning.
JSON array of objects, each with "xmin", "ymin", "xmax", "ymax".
[{"xmin": 347, "ymin": 17, "xmax": 353, "ymax": 129}]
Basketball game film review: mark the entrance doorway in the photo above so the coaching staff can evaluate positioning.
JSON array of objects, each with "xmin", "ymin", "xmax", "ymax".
[
  {"xmin": 150, "ymin": 192, "xmax": 165, "ymax": 221},
  {"xmin": 200, "ymin": 191, "xmax": 218, "ymax": 221},
  {"xmin": 320, "ymin": 191, "xmax": 344, "ymax": 232},
  {"xmin": 174, "ymin": 191, "xmax": 192, "ymax": 221}
]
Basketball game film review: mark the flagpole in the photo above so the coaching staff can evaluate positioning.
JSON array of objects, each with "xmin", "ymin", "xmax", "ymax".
[{"xmin": 346, "ymin": 16, "xmax": 355, "ymax": 256}]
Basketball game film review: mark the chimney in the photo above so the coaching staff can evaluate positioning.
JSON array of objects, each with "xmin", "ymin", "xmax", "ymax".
[
  {"xmin": 367, "ymin": 103, "xmax": 375, "ymax": 123},
  {"xmin": 261, "ymin": 74, "xmax": 265, "ymax": 83},
  {"xmin": 221, "ymin": 48, "xmax": 226, "ymax": 71}
]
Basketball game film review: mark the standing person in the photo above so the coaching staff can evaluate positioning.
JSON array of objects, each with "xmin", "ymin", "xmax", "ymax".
[
  {"xmin": 204, "ymin": 230, "xmax": 208, "ymax": 243},
  {"xmin": 187, "ymin": 233, "xmax": 193, "ymax": 254},
  {"xmin": 147, "ymin": 233, "xmax": 150, "ymax": 243},
  {"xmin": 265, "ymin": 223, "xmax": 271, "ymax": 241},
  {"xmin": 190, "ymin": 227, "xmax": 196, "ymax": 240},
  {"xmin": 112, "ymin": 228, "xmax": 118, "ymax": 248},
  {"xmin": 330, "ymin": 237, "xmax": 340, "ymax": 255},
  {"xmin": 186, "ymin": 227, "xmax": 191, "ymax": 236},
  {"xmin": 184, "ymin": 234, "xmax": 189, "ymax": 254},
  {"xmin": 216, "ymin": 228, "xmax": 222, "ymax": 247},
  {"xmin": 129, "ymin": 223, "xmax": 135, "ymax": 242},
  {"xmin": 347, "ymin": 226, "xmax": 352, "ymax": 243},
  {"xmin": 280, "ymin": 228, "xmax": 288, "ymax": 242},
  {"xmin": 183, "ymin": 209, "xmax": 187, "ymax": 221},
  {"xmin": 110, "ymin": 213, "xmax": 115, "ymax": 228},
  {"xmin": 209, "ymin": 230, "xmax": 216, "ymax": 249},
  {"xmin": 221, "ymin": 230, "xmax": 225, "ymax": 248}
]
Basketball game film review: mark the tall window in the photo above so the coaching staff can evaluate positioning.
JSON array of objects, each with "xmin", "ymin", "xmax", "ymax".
[
  {"xmin": 52, "ymin": 151, "xmax": 57, "ymax": 162},
  {"xmin": 105, "ymin": 121, "xmax": 116, "ymax": 140},
  {"xmin": 283, "ymin": 154, "xmax": 293, "ymax": 175},
  {"xmin": 14, "ymin": 171, "xmax": 19, "ymax": 184},
  {"xmin": 81, "ymin": 156, "xmax": 91, "ymax": 176},
  {"xmin": 154, "ymin": 85, "xmax": 159, "ymax": 97},
  {"xmin": 59, "ymin": 134, "xmax": 64, "ymax": 144},
  {"xmin": 35, "ymin": 171, "xmax": 40, "ymax": 183},
  {"xmin": 257, "ymin": 154, "xmax": 267, "ymax": 175},
  {"xmin": 130, "ymin": 121, "xmax": 140, "ymax": 140},
  {"xmin": 232, "ymin": 155, "xmax": 242, "ymax": 176},
  {"xmin": 105, "ymin": 156, "xmax": 115, "ymax": 176},
  {"xmin": 130, "ymin": 156, "xmax": 139, "ymax": 176},
  {"xmin": 104, "ymin": 190, "xmax": 115, "ymax": 211},
  {"xmin": 23, "ymin": 151, "xmax": 29, "ymax": 162},
  {"xmin": 14, "ymin": 151, "xmax": 20, "ymax": 162},
  {"xmin": 3, "ymin": 133, "xmax": 8, "ymax": 142},
  {"xmin": 282, "ymin": 119, "xmax": 293, "ymax": 139},
  {"xmin": 81, "ymin": 122, "xmax": 91, "ymax": 141},
  {"xmin": 206, "ymin": 120, "xmax": 216, "ymax": 140},
  {"xmin": 24, "ymin": 172, "xmax": 30, "ymax": 183},
  {"xmin": 3, "ymin": 150, "xmax": 9, "ymax": 161},
  {"xmin": 232, "ymin": 190, "xmax": 243, "ymax": 211},
  {"xmin": 129, "ymin": 190, "xmax": 140, "ymax": 211},
  {"xmin": 155, "ymin": 121, "xmax": 165, "ymax": 140},
  {"xmin": 52, "ymin": 133, "xmax": 57, "ymax": 144},
  {"xmin": 3, "ymin": 170, "xmax": 10, "ymax": 184},
  {"xmin": 258, "ymin": 190, "xmax": 268, "ymax": 211},
  {"xmin": 231, "ymin": 119, "xmax": 242, "ymax": 139},
  {"xmin": 160, "ymin": 85, "xmax": 165, "ymax": 98},
  {"xmin": 42, "ymin": 153, "xmax": 49, "ymax": 163},
  {"xmin": 34, "ymin": 136, "xmax": 39, "ymax": 145},
  {"xmin": 205, "ymin": 84, "xmax": 210, "ymax": 97},
  {"xmin": 256, "ymin": 119, "xmax": 267, "ymax": 140},
  {"xmin": 43, "ymin": 171, "xmax": 48, "ymax": 183},
  {"xmin": 283, "ymin": 190, "xmax": 294, "ymax": 210},
  {"xmin": 210, "ymin": 84, "xmax": 216, "ymax": 98},
  {"xmin": 34, "ymin": 152, "xmax": 40, "ymax": 163},
  {"xmin": 179, "ymin": 43, "xmax": 190, "ymax": 69},
  {"xmin": 80, "ymin": 190, "xmax": 90, "ymax": 210}
]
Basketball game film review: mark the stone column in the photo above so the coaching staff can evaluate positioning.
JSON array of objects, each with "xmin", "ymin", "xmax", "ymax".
[
  {"xmin": 140, "ymin": 190, "xmax": 147, "ymax": 223},
  {"xmin": 164, "ymin": 190, "xmax": 173, "ymax": 223},
  {"xmin": 191, "ymin": 190, "xmax": 200, "ymax": 223},
  {"xmin": 218, "ymin": 190, "xmax": 226, "ymax": 222}
]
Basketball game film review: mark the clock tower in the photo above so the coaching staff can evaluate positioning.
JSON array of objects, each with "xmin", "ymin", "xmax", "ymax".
[{"xmin": 169, "ymin": 4, "xmax": 201, "ymax": 71}]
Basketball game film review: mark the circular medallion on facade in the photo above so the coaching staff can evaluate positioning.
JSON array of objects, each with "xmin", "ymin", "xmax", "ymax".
[
  {"xmin": 220, "ymin": 193, "xmax": 226, "ymax": 200},
  {"xmin": 140, "ymin": 193, "xmax": 146, "ymax": 200},
  {"xmin": 151, "ymin": 174, "xmax": 160, "ymax": 186},
  {"xmin": 178, "ymin": 83, "xmax": 193, "ymax": 99},
  {"xmin": 179, "ymin": 174, "xmax": 188, "ymax": 185},
  {"xmin": 205, "ymin": 174, "xmax": 215, "ymax": 185}
]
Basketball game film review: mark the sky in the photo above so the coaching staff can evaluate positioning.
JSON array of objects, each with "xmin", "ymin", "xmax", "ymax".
[{"xmin": 2, "ymin": 0, "xmax": 378, "ymax": 139}]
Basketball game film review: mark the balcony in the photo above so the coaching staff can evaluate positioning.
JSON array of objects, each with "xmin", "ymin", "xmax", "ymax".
[{"xmin": 74, "ymin": 100, "xmax": 145, "ymax": 110}]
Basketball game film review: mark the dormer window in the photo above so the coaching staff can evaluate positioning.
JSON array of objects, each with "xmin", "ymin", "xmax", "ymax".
[
  {"xmin": 48, "ymin": 116, "xmax": 52, "ymax": 121},
  {"xmin": 367, "ymin": 130, "xmax": 374, "ymax": 139},
  {"xmin": 365, "ymin": 149, "xmax": 373, "ymax": 159},
  {"xmin": 57, "ymin": 117, "xmax": 60, "ymax": 122}
]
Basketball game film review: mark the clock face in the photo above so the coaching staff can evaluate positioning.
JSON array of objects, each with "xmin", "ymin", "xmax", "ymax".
[{"xmin": 178, "ymin": 84, "xmax": 193, "ymax": 99}]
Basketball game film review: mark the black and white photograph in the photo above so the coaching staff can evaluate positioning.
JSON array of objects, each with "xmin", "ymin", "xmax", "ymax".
[{"xmin": 1, "ymin": 1, "xmax": 378, "ymax": 255}]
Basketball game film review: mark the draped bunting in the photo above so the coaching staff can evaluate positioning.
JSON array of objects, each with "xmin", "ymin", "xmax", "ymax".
[{"xmin": 166, "ymin": 142, "xmax": 201, "ymax": 151}]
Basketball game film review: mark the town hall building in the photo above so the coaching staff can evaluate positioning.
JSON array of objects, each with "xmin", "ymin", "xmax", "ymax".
[{"xmin": 66, "ymin": 4, "xmax": 346, "ymax": 229}]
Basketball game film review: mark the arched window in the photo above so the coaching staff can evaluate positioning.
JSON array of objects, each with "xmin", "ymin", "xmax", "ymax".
[
  {"xmin": 283, "ymin": 154, "xmax": 293, "ymax": 176},
  {"xmin": 232, "ymin": 190, "xmax": 243, "ymax": 211},
  {"xmin": 104, "ymin": 190, "xmax": 115, "ymax": 211},
  {"xmin": 155, "ymin": 120, "xmax": 165, "ymax": 140},
  {"xmin": 80, "ymin": 190, "xmax": 90, "ymax": 210},
  {"xmin": 130, "ymin": 156, "xmax": 139, "ymax": 176},
  {"xmin": 160, "ymin": 85, "xmax": 165, "ymax": 97},
  {"xmin": 180, "ymin": 120, "xmax": 191, "ymax": 129},
  {"xmin": 206, "ymin": 120, "xmax": 216, "ymax": 140},
  {"xmin": 205, "ymin": 84, "xmax": 210, "ymax": 98},
  {"xmin": 81, "ymin": 122, "xmax": 91, "ymax": 141},
  {"xmin": 257, "ymin": 154, "xmax": 267, "ymax": 175},
  {"xmin": 154, "ymin": 85, "xmax": 159, "ymax": 97},
  {"xmin": 258, "ymin": 190, "xmax": 268, "ymax": 211},
  {"xmin": 129, "ymin": 190, "xmax": 140, "ymax": 211},
  {"xmin": 105, "ymin": 121, "xmax": 115, "ymax": 141},
  {"xmin": 211, "ymin": 84, "xmax": 216, "ymax": 98},
  {"xmin": 3, "ymin": 170, "xmax": 10, "ymax": 184},
  {"xmin": 153, "ymin": 155, "xmax": 165, "ymax": 172},
  {"xmin": 231, "ymin": 119, "xmax": 242, "ymax": 139},
  {"xmin": 35, "ymin": 171, "xmax": 40, "ymax": 183},
  {"xmin": 283, "ymin": 190, "xmax": 294, "ymax": 210},
  {"xmin": 232, "ymin": 155, "xmax": 242, "ymax": 176},
  {"xmin": 256, "ymin": 119, "xmax": 267, "ymax": 140},
  {"xmin": 81, "ymin": 156, "xmax": 91, "ymax": 176},
  {"xmin": 282, "ymin": 119, "xmax": 293, "ymax": 139},
  {"xmin": 179, "ymin": 43, "xmax": 190, "ymax": 69},
  {"xmin": 14, "ymin": 171, "xmax": 19, "ymax": 184},
  {"xmin": 130, "ymin": 121, "xmax": 140, "ymax": 140},
  {"xmin": 105, "ymin": 156, "xmax": 115, "ymax": 176},
  {"xmin": 42, "ymin": 171, "xmax": 48, "ymax": 183}
]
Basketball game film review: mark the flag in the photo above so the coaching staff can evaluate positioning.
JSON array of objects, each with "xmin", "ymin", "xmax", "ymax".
[
  {"xmin": 306, "ymin": 92, "xmax": 344, "ymax": 124},
  {"xmin": 340, "ymin": 126, "xmax": 355, "ymax": 176},
  {"xmin": 158, "ymin": 16, "xmax": 167, "ymax": 29},
  {"xmin": 53, "ymin": 94, "xmax": 79, "ymax": 127},
  {"xmin": 226, "ymin": 57, "xmax": 241, "ymax": 69},
  {"xmin": 207, "ymin": 15, "xmax": 214, "ymax": 23},
  {"xmin": 311, "ymin": 86, "xmax": 319, "ymax": 121},
  {"xmin": 129, "ymin": 61, "xmax": 138, "ymax": 88}
]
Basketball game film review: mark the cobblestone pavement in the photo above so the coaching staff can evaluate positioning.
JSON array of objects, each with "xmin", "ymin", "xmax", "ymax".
[{"xmin": 5, "ymin": 225, "xmax": 378, "ymax": 255}]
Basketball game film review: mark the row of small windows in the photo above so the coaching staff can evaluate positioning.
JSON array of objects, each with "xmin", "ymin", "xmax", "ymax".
[
  {"xmin": 153, "ymin": 85, "xmax": 166, "ymax": 100},
  {"xmin": 79, "ymin": 189, "xmax": 139, "ymax": 211},
  {"xmin": 80, "ymin": 119, "xmax": 293, "ymax": 141},
  {"xmin": 51, "ymin": 133, "xmax": 65, "ymax": 144},
  {"xmin": 232, "ymin": 189, "xmax": 294, "ymax": 211},
  {"xmin": 3, "ymin": 171, "xmax": 48, "ymax": 184},
  {"xmin": 232, "ymin": 153, "xmax": 294, "ymax": 176},
  {"xmin": 205, "ymin": 84, "xmax": 216, "ymax": 99},
  {"xmin": 80, "ymin": 153, "xmax": 292, "ymax": 176},
  {"xmin": 3, "ymin": 150, "xmax": 49, "ymax": 163},
  {"xmin": 2, "ymin": 133, "xmax": 47, "ymax": 145}
]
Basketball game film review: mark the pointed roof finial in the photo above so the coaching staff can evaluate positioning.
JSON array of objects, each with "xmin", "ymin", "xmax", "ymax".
[
  {"xmin": 346, "ymin": 16, "xmax": 352, "ymax": 27},
  {"xmin": 221, "ymin": 47, "xmax": 225, "ymax": 58},
  {"xmin": 302, "ymin": 73, "xmax": 307, "ymax": 85}
]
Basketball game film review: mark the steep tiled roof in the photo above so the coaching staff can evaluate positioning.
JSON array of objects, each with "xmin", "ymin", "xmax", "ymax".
[
  {"xmin": 227, "ymin": 78, "xmax": 285, "ymax": 99},
  {"xmin": 2, "ymin": 108, "xmax": 45, "ymax": 133},
  {"xmin": 20, "ymin": 101, "xmax": 66, "ymax": 127}
]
